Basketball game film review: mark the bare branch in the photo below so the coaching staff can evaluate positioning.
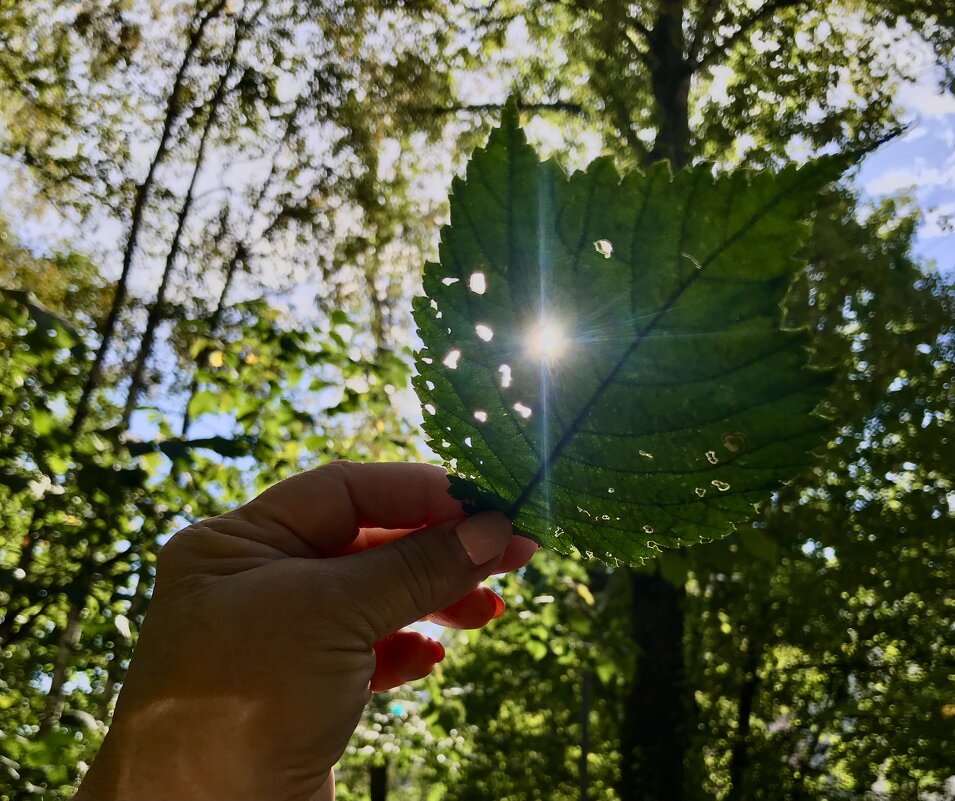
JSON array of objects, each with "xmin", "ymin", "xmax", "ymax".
[
  {"xmin": 71, "ymin": 0, "xmax": 229, "ymax": 434},
  {"xmin": 120, "ymin": 7, "xmax": 252, "ymax": 430},
  {"xmin": 623, "ymin": 25, "xmax": 654, "ymax": 69}
]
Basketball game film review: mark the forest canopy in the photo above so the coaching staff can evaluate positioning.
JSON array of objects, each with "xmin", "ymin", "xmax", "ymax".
[{"xmin": 0, "ymin": 1, "xmax": 953, "ymax": 799}]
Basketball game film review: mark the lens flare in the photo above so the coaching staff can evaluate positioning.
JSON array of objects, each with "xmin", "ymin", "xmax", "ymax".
[{"xmin": 527, "ymin": 319, "xmax": 567, "ymax": 362}]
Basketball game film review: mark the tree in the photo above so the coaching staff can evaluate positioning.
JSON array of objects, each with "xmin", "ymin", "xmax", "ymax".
[
  {"xmin": 408, "ymin": 2, "xmax": 955, "ymax": 799},
  {"xmin": 2, "ymin": 0, "xmax": 954, "ymax": 798}
]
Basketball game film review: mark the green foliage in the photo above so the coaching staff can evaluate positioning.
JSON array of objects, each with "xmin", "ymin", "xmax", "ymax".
[
  {"xmin": 2, "ymin": 0, "xmax": 954, "ymax": 798},
  {"xmin": 414, "ymin": 106, "xmax": 854, "ymax": 566},
  {"xmin": 426, "ymin": 552, "xmax": 631, "ymax": 801},
  {"xmin": 0, "ymin": 229, "xmax": 418, "ymax": 799}
]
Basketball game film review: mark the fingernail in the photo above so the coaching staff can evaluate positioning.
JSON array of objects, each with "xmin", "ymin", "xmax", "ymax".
[
  {"xmin": 430, "ymin": 640, "xmax": 446, "ymax": 662},
  {"xmin": 490, "ymin": 592, "xmax": 506, "ymax": 619},
  {"xmin": 454, "ymin": 512, "xmax": 513, "ymax": 567}
]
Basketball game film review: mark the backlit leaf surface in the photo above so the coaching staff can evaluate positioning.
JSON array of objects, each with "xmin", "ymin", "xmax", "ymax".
[{"xmin": 413, "ymin": 106, "xmax": 848, "ymax": 566}]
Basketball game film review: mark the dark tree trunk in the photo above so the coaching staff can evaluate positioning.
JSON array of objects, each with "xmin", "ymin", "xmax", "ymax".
[
  {"xmin": 370, "ymin": 761, "xmax": 388, "ymax": 801},
  {"xmin": 726, "ymin": 648, "xmax": 761, "ymax": 801},
  {"xmin": 646, "ymin": 0, "xmax": 692, "ymax": 168},
  {"xmin": 580, "ymin": 667, "xmax": 591, "ymax": 801},
  {"xmin": 619, "ymin": 571, "xmax": 689, "ymax": 801},
  {"xmin": 618, "ymin": 3, "xmax": 695, "ymax": 800}
]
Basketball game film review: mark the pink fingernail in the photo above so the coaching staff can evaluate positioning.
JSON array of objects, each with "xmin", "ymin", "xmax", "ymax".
[{"xmin": 454, "ymin": 512, "xmax": 513, "ymax": 567}]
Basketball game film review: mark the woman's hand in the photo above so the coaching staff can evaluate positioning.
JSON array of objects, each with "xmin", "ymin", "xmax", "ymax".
[{"xmin": 75, "ymin": 461, "xmax": 537, "ymax": 801}]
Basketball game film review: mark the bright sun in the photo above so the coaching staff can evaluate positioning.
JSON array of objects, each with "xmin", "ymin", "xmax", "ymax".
[{"xmin": 527, "ymin": 319, "xmax": 567, "ymax": 361}]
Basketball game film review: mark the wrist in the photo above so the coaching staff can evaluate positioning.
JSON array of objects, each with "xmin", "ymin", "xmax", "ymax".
[{"xmin": 75, "ymin": 697, "xmax": 298, "ymax": 801}]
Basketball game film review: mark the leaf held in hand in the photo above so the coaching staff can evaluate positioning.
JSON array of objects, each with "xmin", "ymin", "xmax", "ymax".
[{"xmin": 413, "ymin": 102, "xmax": 851, "ymax": 566}]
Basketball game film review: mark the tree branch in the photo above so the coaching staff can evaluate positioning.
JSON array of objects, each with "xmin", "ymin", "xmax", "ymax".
[
  {"xmin": 687, "ymin": 0, "xmax": 725, "ymax": 66},
  {"xmin": 695, "ymin": 0, "xmax": 809, "ymax": 70},
  {"xmin": 176, "ymin": 68, "xmax": 316, "ymax": 438},
  {"xmin": 120, "ymin": 5, "xmax": 254, "ymax": 429},
  {"xmin": 70, "ymin": 0, "xmax": 229, "ymax": 435}
]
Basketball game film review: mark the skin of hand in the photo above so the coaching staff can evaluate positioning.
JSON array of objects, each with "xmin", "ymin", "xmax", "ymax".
[{"xmin": 74, "ymin": 461, "xmax": 537, "ymax": 801}]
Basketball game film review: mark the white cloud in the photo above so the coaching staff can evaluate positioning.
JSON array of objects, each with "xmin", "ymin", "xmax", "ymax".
[
  {"xmin": 901, "ymin": 80, "xmax": 955, "ymax": 119},
  {"xmin": 864, "ymin": 163, "xmax": 955, "ymax": 195}
]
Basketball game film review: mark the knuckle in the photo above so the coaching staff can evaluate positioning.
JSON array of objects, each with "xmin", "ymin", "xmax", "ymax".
[{"xmin": 392, "ymin": 536, "xmax": 444, "ymax": 613}]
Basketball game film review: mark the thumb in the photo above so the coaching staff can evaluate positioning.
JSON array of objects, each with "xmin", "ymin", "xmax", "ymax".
[{"xmin": 330, "ymin": 512, "xmax": 513, "ymax": 643}]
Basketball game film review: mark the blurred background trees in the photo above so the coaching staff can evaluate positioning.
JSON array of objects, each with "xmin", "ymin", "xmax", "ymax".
[{"xmin": 1, "ymin": 1, "xmax": 952, "ymax": 799}]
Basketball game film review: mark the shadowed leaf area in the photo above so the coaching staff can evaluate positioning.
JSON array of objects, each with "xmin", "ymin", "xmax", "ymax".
[{"xmin": 414, "ymin": 105, "xmax": 855, "ymax": 565}]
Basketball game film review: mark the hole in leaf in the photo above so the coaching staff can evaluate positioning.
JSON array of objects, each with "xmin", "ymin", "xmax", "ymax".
[
  {"xmin": 513, "ymin": 402, "xmax": 532, "ymax": 418},
  {"xmin": 464, "ymin": 436, "xmax": 472, "ymax": 447},
  {"xmin": 705, "ymin": 450, "xmax": 719, "ymax": 465},
  {"xmin": 694, "ymin": 487, "xmax": 706, "ymax": 497},
  {"xmin": 443, "ymin": 349, "xmax": 461, "ymax": 369},
  {"xmin": 608, "ymin": 487, "xmax": 615, "ymax": 494},
  {"xmin": 442, "ymin": 277, "xmax": 460, "ymax": 286},
  {"xmin": 711, "ymin": 479, "xmax": 731, "ymax": 492},
  {"xmin": 499, "ymin": 364, "xmax": 512, "ymax": 388},
  {"xmin": 474, "ymin": 410, "xmax": 488, "ymax": 422},
  {"xmin": 468, "ymin": 272, "xmax": 487, "ymax": 294},
  {"xmin": 594, "ymin": 239, "xmax": 613, "ymax": 258},
  {"xmin": 425, "ymin": 380, "xmax": 435, "ymax": 391},
  {"xmin": 424, "ymin": 404, "xmax": 436, "ymax": 415},
  {"xmin": 639, "ymin": 450, "xmax": 654, "ymax": 459},
  {"xmin": 475, "ymin": 324, "xmax": 494, "ymax": 341},
  {"xmin": 421, "ymin": 357, "xmax": 433, "ymax": 364},
  {"xmin": 643, "ymin": 524, "xmax": 654, "ymax": 534}
]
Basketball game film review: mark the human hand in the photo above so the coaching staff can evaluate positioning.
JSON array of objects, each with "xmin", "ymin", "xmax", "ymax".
[{"xmin": 74, "ymin": 462, "xmax": 537, "ymax": 801}]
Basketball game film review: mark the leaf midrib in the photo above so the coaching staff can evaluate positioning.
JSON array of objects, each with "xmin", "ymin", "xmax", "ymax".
[{"xmin": 506, "ymin": 166, "xmax": 821, "ymax": 518}]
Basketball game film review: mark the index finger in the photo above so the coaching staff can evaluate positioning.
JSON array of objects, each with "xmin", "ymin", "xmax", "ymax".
[{"xmin": 241, "ymin": 461, "xmax": 464, "ymax": 556}]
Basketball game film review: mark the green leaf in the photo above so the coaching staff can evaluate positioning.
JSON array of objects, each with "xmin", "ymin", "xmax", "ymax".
[
  {"xmin": 413, "ymin": 104, "xmax": 849, "ymax": 566},
  {"xmin": 0, "ymin": 288, "xmax": 83, "ymax": 350},
  {"xmin": 187, "ymin": 389, "xmax": 219, "ymax": 420},
  {"xmin": 525, "ymin": 639, "xmax": 548, "ymax": 661}
]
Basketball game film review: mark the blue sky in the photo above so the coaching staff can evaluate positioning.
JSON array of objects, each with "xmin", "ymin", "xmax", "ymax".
[{"xmin": 857, "ymin": 76, "xmax": 955, "ymax": 274}]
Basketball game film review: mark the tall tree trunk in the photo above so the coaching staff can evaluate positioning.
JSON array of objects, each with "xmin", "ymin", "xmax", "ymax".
[
  {"xmin": 646, "ymin": 0, "xmax": 692, "ymax": 167},
  {"xmin": 71, "ymin": 0, "xmax": 228, "ymax": 434},
  {"xmin": 37, "ymin": 555, "xmax": 93, "ymax": 734},
  {"xmin": 370, "ymin": 760, "xmax": 388, "ymax": 801},
  {"xmin": 726, "ymin": 646, "xmax": 761, "ymax": 801},
  {"xmin": 120, "ymin": 11, "xmax": 247, "ymax": 428},
  {"xmin": 619, "ymin": 571, "xmax": 690, "ymax": 801},
  {"xmin": 179, "ymin": 69, "xmax": 310, "ymax": 437},
  {"xmin": 619, "ymin": 4, "xmax": 694, "ymax": 800},
  {"xmin": 580, "ymin": 667, "xmax": 591, "ymax": 801}
]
